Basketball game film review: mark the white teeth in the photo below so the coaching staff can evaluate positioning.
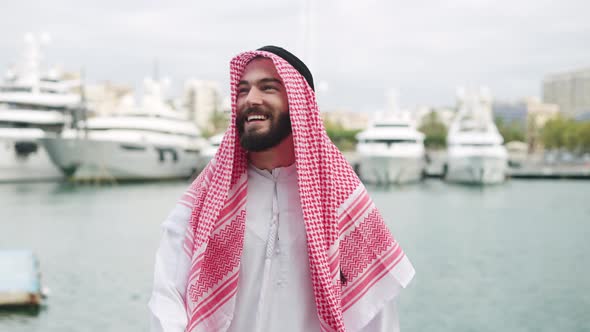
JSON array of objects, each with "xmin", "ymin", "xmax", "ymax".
[{"xmin": 247, "ymin": 115, "xmax": 267, "ymax": 122}]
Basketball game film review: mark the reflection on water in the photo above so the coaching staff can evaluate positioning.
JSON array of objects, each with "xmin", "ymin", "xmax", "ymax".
[{"xmin": 0, "ymin": 305, "xmax": 43, "ymax": 317}]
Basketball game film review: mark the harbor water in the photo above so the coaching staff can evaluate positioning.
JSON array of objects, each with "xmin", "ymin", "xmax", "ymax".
[{"xmin": 0, "ymin": 179, "xmax": 588, "ymax": 331}]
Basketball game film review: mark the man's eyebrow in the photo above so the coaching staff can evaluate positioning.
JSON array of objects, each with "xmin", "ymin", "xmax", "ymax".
[
  {"xmin": 259, "ymin": 78, "xmax": 283, "ymax": 85},
  {"xmin": 237, "ymin": 78, "xmax": 283, "ymax": 86}
]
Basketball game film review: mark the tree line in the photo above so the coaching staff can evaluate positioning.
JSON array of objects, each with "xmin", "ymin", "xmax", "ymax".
[
  {"xmin": 418, "ymin": 112, "xmax": 590, "ymax": 153},
  {"xmin": 321, "ymin": 112, "xmax": 590, "ymax": 153},
  {"xmin": 540, "ymin": 116, "xmax": 590, "ymax": 153}
]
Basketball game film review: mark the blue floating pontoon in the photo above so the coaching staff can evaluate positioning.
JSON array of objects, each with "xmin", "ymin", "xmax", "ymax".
[{"xmin": 0, "ymin": 250, "xmax": 43, "ymax": 306}]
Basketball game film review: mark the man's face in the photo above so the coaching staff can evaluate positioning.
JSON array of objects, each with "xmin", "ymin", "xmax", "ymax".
[{"xmin": 236, "ymin": 57, "xmax": 291, "ymax": 152}]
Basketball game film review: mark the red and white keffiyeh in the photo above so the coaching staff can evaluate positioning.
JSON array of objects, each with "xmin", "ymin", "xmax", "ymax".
[{"xmin": 178, "ymin": 50, "xmax": 415, "ymax": 332}]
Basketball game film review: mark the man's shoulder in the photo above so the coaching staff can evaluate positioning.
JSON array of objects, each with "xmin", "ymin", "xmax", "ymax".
[{"xmin": 161, "ymin": 202, "xmax": 192, "ymax": 234}]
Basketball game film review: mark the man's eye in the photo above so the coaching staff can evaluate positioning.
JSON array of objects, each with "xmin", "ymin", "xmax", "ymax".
[
  {"xmin": 237, "ymin": 87, "xmax": 249, "ymax": 94},
  {"xmin": 262, "ymin": 85, "xmax": 277, "ymax": 91}
]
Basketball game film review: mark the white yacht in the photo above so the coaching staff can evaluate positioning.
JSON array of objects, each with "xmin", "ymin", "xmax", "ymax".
[
  {"xmin": 356, "ymin": 112, "xmax": 426, "ymax": 184},
  {"xmin": 41, "ymin": 79, "xmax": 207, "ymax": 181},
  {"xmin": 0, "ymin": 34, "xmax": 80, "ymax": 182},
  {"xmin": 198, "ymin": 133, "xmax": 223, "ymax": 170},
  {"xmin": 445, "ymin": 89, "xmax": 508, "ymax": 184}
]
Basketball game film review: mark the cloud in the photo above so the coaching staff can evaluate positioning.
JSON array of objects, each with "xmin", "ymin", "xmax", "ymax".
[{"xmin": 1, "ymin": 0, "xmax": 589, "ymax": 111}]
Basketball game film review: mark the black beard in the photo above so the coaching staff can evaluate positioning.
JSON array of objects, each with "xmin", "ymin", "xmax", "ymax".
[{"xmin": 237, "ymin": 108, "xmax": 292, "ymax": 152}]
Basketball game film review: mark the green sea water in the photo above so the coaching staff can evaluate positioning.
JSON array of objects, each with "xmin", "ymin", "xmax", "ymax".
[{"xmin": 0, "ymin": 179, "xmax": 588, "ymax": 331}]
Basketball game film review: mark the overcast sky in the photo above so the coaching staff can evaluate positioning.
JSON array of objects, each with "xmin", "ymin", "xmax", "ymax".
[{"xmin": 2, "ymin": 0, "xmax": 589, "ymax": 111}]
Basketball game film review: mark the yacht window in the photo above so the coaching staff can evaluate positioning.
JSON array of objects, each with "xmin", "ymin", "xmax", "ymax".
[
  {"xmin": 40, "ymin": 88, "xmax": 60, "ymax": 94},
  {"xmin": 0, "ymin": 123, "xmax": 17, "ymax": 128},
  {"xmin": 39, "ymin": 124, "xmax": 64, "ymax": 133},
  {"xmin": 120, "ymin": 144, "xmax": 146, "ymax": 151},
  {"xmin": 459, "ymin": 143, "xmax": 496, "ymax": 147},
  {"xmin": 157, "ymin": 148, "xmax": 179, "ymax": 163},
  {"xmin": 0, "ymin": 122, "xmax": 63, "ymax": 131},
  {"xmin": 89, "ymin": 127, "xmax": 199, "ymax": 138},
  {"xmin": 14, "ymin": 141, "xmax": 38, "ymax": 157},
  {"xmin": 362, "ymin": 139, "xmax": 417, "ymax": 144},
  {"xmin": 4, "ymin": 103, "xmax": 67, "ymax": 111},
  {"xmin": 13, "ymin": 122, "xmax": 31, "ymax": 128},
  {"xmin": 0, "ymin": 87, "xmax": 33, "ymax": 93},
  {"xmin": 158, "ymin": 149, "xmax": 165, "ymax": 162}
]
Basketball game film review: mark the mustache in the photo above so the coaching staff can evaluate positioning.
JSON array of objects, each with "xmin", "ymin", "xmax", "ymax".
[
  {"xmin": 237, "ymin": 108, "xmax": 270, "ymax": 132},
  {"xmin": 240, "ymin": 108, "xmax": 271, "ymax": 117}
]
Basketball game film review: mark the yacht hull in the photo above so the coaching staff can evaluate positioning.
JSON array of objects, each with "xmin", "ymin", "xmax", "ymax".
[
  {"xmin": 42, "ymin": 137, "xmax": 201, "ymax": 181},
  {"xmin": 0, "ymin": 136, "xmax": 64, "ymax": 182},
  {"xmin": 446, "ymin": 154, "xmax": 507, "ymax": 184},
  {"xmin": 357, "ymin": 155, "xmax": 425, "ymax": 184}
]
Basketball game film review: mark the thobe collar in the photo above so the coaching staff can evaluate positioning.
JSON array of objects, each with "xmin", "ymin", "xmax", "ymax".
[{"xmin": 248, "ymin": 162, "xmax": 297, "ymax": 182}]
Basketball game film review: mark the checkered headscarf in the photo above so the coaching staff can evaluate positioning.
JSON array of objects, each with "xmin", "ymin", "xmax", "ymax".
[{"xmin": 179, "ymin": 49, "xmax": 415, "ymax": 332}]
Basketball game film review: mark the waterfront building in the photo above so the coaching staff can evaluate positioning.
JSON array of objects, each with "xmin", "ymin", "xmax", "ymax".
[
  {"xmin": 321, "ymin": 109, "xmax": 369, "ymax": 131},
  {"xmin": 543, "ymin": 67, "xmax": 590, "ymax": 118},
  {"xmin": 525, "ymin": 97, "xmax": 559, "ymax": 153},
  {"xmin": 493, "ymin": 101, "xmax": 528, "ymax": 125},
  {"xmin": 490, "ymin": 98, "xmax": 559, "ymax": 153},
  {"xmin": 85, "ymin": 82, "xmax": 133, "ymax": 117},
  {"xmin": 183, "ymin": 79, "xmax": 221, "ymax": 132}
]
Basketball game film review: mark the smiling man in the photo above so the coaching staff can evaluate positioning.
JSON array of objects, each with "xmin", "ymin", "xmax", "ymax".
[
  {"xmin": 149, "ymin": 46, "xmax": 415, "ymax": 332},
  {"xmin": 236, "ymin": 57, "xmax": 293, "ymax": 166}
]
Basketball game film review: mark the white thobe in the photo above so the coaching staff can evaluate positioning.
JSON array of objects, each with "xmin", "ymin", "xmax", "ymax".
[{"xmin": 149, "ymin": 163, "xmax": 401, "ymax": 332}]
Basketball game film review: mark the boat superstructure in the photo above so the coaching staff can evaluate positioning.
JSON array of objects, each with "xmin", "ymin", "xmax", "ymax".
[
  {"xmin": 0, "ymin": 34, "xmax": 81, "ymax": 182},
  {"xmin": 356, "ymin": 111, "xmax": 425, "ymax": 184},
  {"xmin": 445, "ymin": 88, "xmax": 508, "ymax": 184},
  {"xmin": 42, "ymin": 79, "xmax": 206, "ymax": 181}
]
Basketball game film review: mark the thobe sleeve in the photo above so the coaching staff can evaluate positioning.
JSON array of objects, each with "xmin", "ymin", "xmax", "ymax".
[
  {"xmin": 148, "ymin": 205, "xmax": 192, "ymax": 332},
  {"xmin": 359, "ymin": 298, "xmax": 400, "ymax": 332}
]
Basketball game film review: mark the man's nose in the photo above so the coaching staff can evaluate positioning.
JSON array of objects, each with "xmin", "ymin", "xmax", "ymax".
[{"xmin": 245, "ymin": 88, "xmax": 263, "ymax": 107}]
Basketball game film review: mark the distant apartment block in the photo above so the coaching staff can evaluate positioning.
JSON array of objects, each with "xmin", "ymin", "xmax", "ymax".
[
  {"xmin": 321, "ymin": 110, "xmax": 369, "ymax": 131},
  {"xmin": 85, "ymin": 82, "xmax": 133, "ymax": 117},
  {"xmin": 543, "ymin": 67, "xmax": 590, "ymax": 118},
  {"xmin": 493, "ymin": 101, "xmax": 528, "ymax": 125},
  {"xmin": 184, "ymin": 80, "xmax": 221, "ymax": 131},
  {"xmin": 491, "ymin": 97, "xmax": 559, "ymax": 152},
  {"xmin": 525, "ymin": 97, "xmax": 559, "ymax": 153}
]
